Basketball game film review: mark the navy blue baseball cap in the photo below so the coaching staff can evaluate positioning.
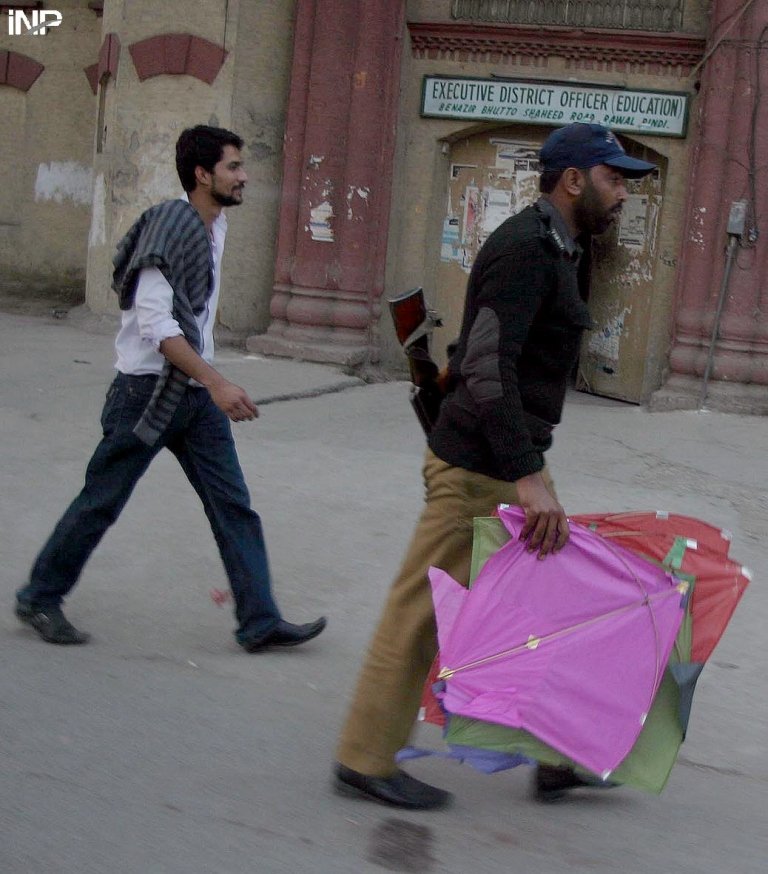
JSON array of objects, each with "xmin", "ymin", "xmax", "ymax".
[{"xmin": 539, "ymin": 123, "xmax": 656, "ymax": 178}]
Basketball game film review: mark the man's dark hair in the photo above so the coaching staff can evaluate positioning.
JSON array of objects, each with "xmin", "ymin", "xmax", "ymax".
[
  {"xmin": 539, "ymin": 168, "xmax": 564, "ymax": 194},
  {"xmin": 176, "ymin": 125, "xmax": 244, "ymax": 192}
]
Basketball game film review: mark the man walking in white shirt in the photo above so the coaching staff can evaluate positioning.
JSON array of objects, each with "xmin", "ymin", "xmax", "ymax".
[{"xmin": 16, "ymin": 125, "xmax": 326, "ymax": 653}]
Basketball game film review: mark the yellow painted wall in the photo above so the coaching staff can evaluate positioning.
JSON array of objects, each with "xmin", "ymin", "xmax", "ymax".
[
  {"xmin": 85, "ymin": 0, "xmax": 296, "ymax": 339},
  {"xmin": 0, "ymin": 0, "xmax": 100, "ymax": 295}
]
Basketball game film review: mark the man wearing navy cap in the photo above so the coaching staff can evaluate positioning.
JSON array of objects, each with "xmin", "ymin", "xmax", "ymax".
[{"xmin": 333, "ymin": 124, "xmax": 656, "ymax": 809}]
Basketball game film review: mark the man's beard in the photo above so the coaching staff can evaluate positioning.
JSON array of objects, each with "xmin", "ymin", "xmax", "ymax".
[
  {"xmin": 573, "ymin": 181, "xmax": 620, "ymax": 236},
  {"xmin": 211, "ymin": 188, "xmax": 243, "ymax": 207}
]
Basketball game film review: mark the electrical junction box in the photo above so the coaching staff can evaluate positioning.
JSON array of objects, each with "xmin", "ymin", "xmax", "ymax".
[{"xmin": 727, "ymin": 200, "xmax": 748, "ymax": 236}]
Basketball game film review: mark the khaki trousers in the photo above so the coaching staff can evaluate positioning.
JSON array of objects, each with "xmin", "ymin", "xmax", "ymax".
[{"xmin": 336, "ymin": 448, "xmax": 554, "ymax": 776}]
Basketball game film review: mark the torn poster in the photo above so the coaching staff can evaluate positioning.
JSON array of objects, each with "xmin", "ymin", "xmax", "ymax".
[
  {"xmin": 441, "ymin": 215, "xmax": 461, "ymax": 261},
  {"xmin": 309, "ymin": 200, "xmax": 334, "ymax": 242},
  {"xmin": 618, "ymin": 195, "xmax": 649, "ymax": 250}
]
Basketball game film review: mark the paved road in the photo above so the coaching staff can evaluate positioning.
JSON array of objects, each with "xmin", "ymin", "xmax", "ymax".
[{"xmin": 1, "ymin": 311, "xmax": 766, "ymax": 873}]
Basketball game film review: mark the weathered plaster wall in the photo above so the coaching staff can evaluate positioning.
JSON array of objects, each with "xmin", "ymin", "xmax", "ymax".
[
  {"xmin": 378, "ymin": 0, "xmax": 702, "ymax": 393},
  {"xmin": 85, "ymin": 0, "xmax": 295, "ymax": 338},
  {"xmin": 245, "ymin": 0, "xmax": 406, "ymax": 366},
  {"xmin": 0, "ymin": 1, "xmax": 100, "ymax": 294},
  {"xmin": 86, "ymin": 0, "xmax": 237, "ymax": 315},
  {"xmin": 222, "ymin": 0, "xmax": 296, "ymax": 336}
]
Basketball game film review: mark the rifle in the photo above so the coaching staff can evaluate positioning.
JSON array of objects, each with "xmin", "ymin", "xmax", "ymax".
[{"xmin": 388, "ymin": 287, "xmax": 446, "ymax": 435}]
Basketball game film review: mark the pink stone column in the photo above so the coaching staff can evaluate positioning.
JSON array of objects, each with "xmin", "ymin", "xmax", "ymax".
[
  {"xmin": 660, "ymin": 0, "xmax": 768, "ymax": 410},
  {"xmin": 248, "ymin": 0, "xmax": 405, "ymax": 365}
]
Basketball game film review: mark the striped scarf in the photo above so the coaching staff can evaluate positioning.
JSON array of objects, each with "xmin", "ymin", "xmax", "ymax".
[{"xmin": 112, "ymin": 198, "xmax": 213, "ymax": 446}]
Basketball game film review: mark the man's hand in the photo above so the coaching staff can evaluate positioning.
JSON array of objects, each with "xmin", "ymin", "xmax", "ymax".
[
  {"xmin": 208, "ymin": 380, "xmax": 259, "ymax": 422},
  {"xmin": 158, "ymin": 336, "xmax": 259, "ymax": 423},
  {"xmin": 515, "ymin": 471, "xmax": 569, "ymax": 558}
]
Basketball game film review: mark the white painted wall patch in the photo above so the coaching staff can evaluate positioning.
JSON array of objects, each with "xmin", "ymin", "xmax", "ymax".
[
  {"xmin": 34, "ymin": 162, "xmax": 93, "ymax": 206},
  {"xmin": 88, "ymin": 173, "xmax": 106, "ymax": 248}
]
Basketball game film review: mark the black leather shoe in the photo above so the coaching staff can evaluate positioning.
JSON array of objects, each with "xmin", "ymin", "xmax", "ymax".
[
  {"xmin": 240, "ymin": 617, "xmax": 327, "ymax": 652},
  {"xmin": 15, "ymin": 602, "xmax": 90, "ymax": 645},
  {"xmin": 333, "ymin": 763, "xmax": 452, "ymax": 810},
  {"xmin": 533, "ymin": 764, "xmax": 617, "ymax": 803}
]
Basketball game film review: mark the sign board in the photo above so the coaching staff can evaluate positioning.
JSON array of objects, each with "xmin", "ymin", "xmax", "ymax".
[{"xmin": 421, "ymin": 76, "xmax": 689, "ymax": 138}]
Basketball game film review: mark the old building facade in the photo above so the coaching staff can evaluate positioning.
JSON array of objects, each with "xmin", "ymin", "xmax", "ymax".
[{"xmin": 2, "ymin": 0, "xmax": 766, "ymax": 412}]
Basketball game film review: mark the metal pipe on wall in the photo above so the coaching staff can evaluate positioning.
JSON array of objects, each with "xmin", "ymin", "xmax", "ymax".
[{"xmin": 698, "ymin": 200, "xmax": 748, "ymax": 409}]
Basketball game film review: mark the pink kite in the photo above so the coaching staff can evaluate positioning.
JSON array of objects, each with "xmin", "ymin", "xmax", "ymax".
[{"xmin": 429, "ymin": 505, "xmax": 688, "ymax": 777}]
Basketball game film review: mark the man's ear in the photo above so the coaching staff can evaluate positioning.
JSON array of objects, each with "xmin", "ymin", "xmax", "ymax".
[
  {"xmin": 194, "ymin": 165, "xmax": 211, "ymax": 190},
  {"xmin": 561, "ymin": 167, "xmax": 586, "ymax": 197}
]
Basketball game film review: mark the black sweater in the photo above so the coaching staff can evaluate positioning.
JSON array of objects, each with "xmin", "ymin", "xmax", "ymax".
[{"xmin": 429, "ymin": 201, "xmax": 593, "ymax": 483}]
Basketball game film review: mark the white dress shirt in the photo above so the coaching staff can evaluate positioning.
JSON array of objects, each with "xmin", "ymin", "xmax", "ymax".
[{"xmin": 114, "ymin": 196, "xmax": 228, "ymax": 376}]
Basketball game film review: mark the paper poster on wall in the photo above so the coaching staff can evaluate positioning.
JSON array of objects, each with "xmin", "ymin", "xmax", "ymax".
[
  {"xmin": 309, "ymin": 201, "xmax": 334, "ymax": 242},
  {"xmin": 441, "ymin": 215, "xmax": 461, "ymax": 261},
  {"xmin": 462, "ymin": 186, "xmax": 480, "ymax": 243},
  {"xmin": 587, "ymin": 307, "xmax": 632, "ymax": 362},
  {"xmin": 618, "ymin": 195, "xmax": 649, "ymax": 249},
  {"xmin": 514, "ymin": 170, "xmax": 540, "ymax": 212},
  {"xmin": 482, "ymin": 187, "xmax": 513, "ymax": 235},
  {"xmin": 494, "ymin": 141, "xmax": 539, "ymax": 172}
]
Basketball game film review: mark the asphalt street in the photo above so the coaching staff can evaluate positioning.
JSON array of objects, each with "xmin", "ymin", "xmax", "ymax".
[{"xmin": 1, "ymin": 308, "xmax": 766, "ymax": 874}]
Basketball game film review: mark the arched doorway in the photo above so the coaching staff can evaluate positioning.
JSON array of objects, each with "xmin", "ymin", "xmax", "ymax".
[{"xmin": 434, "ymin": 125, "xmax": 667, "ymax": 403}]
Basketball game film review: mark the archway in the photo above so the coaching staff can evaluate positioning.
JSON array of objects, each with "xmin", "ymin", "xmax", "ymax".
[{"xmin": 434, "ymin": 124, "xmax": 667, "ymax": 403}]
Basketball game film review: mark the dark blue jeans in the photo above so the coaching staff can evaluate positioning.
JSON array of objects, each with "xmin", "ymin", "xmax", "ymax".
[{"xmin": 18, "ymin": 372, "xmax": 282, "ymax": 644}]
